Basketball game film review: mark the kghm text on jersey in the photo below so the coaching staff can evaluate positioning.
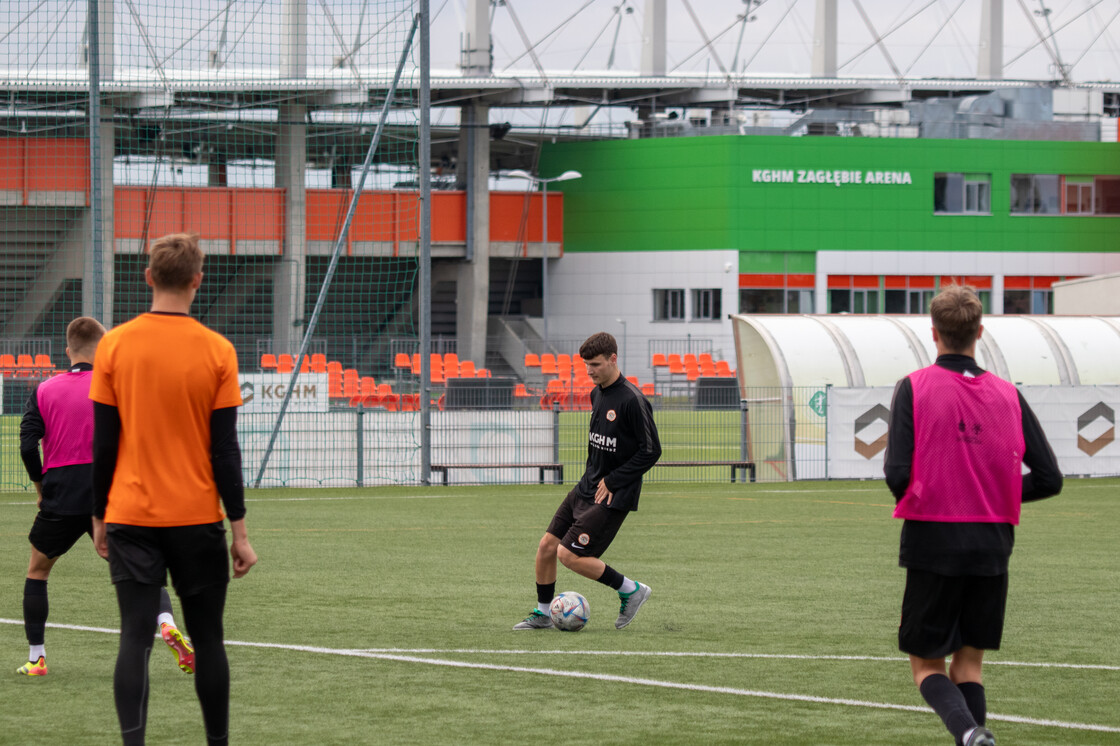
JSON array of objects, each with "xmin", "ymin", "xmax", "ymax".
[{"xmin": 589, "ymin": 432, "xmax": 617, "ymax": 451}]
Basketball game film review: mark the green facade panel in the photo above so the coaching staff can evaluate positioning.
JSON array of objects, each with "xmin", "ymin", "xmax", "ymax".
[{"xmin": 539, "ymin": 135, "xmax": 1120, "ymax": 257}]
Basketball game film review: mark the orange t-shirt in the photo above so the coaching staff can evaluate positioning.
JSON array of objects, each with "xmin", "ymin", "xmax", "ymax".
[{"xmin": 90, "ymin": 313, "xmax": 243, "ymax": 527}]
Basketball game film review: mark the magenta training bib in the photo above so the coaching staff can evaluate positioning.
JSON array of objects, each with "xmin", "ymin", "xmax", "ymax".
[
  {"xmin": 893, "ymin": 365, "xmax": 1024, "ymax": 524},
  {"xmin": 36, "ymin": 370, "xmax": 95, "ymax": 471}
]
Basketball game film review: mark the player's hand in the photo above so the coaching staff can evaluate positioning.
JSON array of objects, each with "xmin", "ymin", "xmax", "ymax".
[
  {"xmin": 594, "ymin": 478, "xmax": 613, "ymax": 505},
  {"xmin": 231, "ymin": 538, "xmax": 258, "ymax": 578},
  {"xmin": 92, "ymin": 517, "xmax": 109, "ymax": 561},
  {"xmin": 33, "ymin": 482, "xmax": 43, "ymax": 509}
]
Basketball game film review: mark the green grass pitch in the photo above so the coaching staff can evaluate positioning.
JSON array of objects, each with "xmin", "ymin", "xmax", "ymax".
[{"xmin": 1, "ymin": 479, "xmax": 1117, "ymax": 744}]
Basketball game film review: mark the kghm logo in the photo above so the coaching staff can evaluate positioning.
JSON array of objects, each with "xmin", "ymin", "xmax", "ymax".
[
  {"xmin": 1077, "ymin": 402, "xmax": 1114, "ymax": 456},
  {"xmin": 240, "ymin": 382, "xmax": 254, "ymax": 405},
  {"xmin": 854, "ymin": 404, "xmax": 890, "ymax": 460}
]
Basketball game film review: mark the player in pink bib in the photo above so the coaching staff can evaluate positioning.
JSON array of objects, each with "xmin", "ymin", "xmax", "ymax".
[{"xmin": 884, "ymin": 286, "xmax": 1062, "ymax": 746}]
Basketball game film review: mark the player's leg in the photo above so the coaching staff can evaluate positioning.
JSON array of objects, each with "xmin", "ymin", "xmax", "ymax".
[
  {"xmin": 513, "ymin": 490, "xmax": 578, "ymax": 629},
  {"xmin": 18, "ymin": 513, "xmax": 88, "ymax": 675},
  {"xmin": 900, "ymin": 569, "xmax": 992, "ymax": 746},
  {"xmin": 513, "ymin": 531, "xmax": 562, "ymax": 629},
  {"xmin": 18, "ymin": 547, "xmax": 57, "ymax": 675},
  {"xmin": 179, "ymin": 584, "xmax": 230, "ymax": 746},
  {"xmin": 950, "ymin": 646, "xmax": 987, "ymax": 728},
  {"xmin": 113, "ymin": 579, "xmax": 162, "ymax": 746},
  {"xmin": 157, "ymin": 587, "xmax": 195, "ymax": 674},
  {"xmin": 164, "ymin": 521, "xmax": 232, "ymax": 745},
  {"xmin": 557, "ymin": 502, "xmax": 651, "ymax": 629},
  {"xmin": 950, "ymin": 572, "xmax": 1007, "ymax": 732}
]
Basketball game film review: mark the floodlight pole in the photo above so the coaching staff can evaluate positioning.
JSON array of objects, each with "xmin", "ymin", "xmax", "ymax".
[
  {"xmin": 506, "ymin": 169, "xmax": 581, "ymax": 353},
  {"xmin": 419, "ymin": 0, "xmax": 432, "ymax": 485}
]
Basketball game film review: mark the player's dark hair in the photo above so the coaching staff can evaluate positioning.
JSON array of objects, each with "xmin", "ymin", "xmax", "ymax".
[
  {"xmin": 149, "ymin": 233, "xmax": 204, "ymax": 290},
  {"xmin": 66, "ymin": 316, "xmax": 106, "ymax": 356},
  {"xmin": 930, "ymin": 284, "xmax": 982, "ymax": 352},
  {"xmin": 579, "ymin": 332, "xmax": 618, "ymax": 360}
]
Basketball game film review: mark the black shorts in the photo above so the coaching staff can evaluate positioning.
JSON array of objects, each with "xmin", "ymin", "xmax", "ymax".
[
  {"xmin": 28, "ymin": 512, "xmax": 92, "ymax": 559},
  {"xmin": 107, "ymin": 522, "xmax": 229, "ymax": 597},
  {"xmin": 899, "ymin": 569, "xmax": 1009, "ymax": 659},
  {"xmin": 546, "ymin": 488, "xmax": 628, "ymax": 558}
]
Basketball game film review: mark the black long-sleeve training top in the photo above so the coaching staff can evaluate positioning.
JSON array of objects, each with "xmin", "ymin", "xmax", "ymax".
[
  {"xmin": 884, "ymin": 354, "xmax": 1063, "ymax": 576},
  {"xmin": 574, "ymin": 374, "xmax": 662, "ymax": 512}
]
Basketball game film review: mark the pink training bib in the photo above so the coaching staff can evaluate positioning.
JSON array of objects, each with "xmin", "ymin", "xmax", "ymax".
[
  {"xmin": 893, "ymin": 364, "xmax": 1024, "ymax": 524},
  {"xmin": 36, "ymin": 369, "xmax": 95, "ymax": 470}
]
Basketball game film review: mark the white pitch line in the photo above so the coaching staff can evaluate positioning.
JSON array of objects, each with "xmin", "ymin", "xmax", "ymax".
[
  {"xmin": 2, "ymin": 619, "xmax": 1117, "ymax": 733},
  {"xmin": 345, "ymin": 648, "xmax": 1120, "ymax": 672}
]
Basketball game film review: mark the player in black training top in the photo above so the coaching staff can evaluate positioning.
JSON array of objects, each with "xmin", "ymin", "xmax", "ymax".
[{"xmin": 513, "ymin": 332, "xmax": 661, "ymax": 630}]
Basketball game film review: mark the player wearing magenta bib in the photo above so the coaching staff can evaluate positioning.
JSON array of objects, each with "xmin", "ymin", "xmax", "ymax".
[{"xmin": 884, "ymin": 285, "xmax": 1062, "ymax": 746}]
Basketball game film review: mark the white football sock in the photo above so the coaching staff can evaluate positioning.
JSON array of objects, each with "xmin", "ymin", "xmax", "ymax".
[
  {"xmin": 157, "ymin": 612, "xmax": 176, "ymax": 629},
  {"xmin": 537, "ymin": 602, "xmax": 550, "ymax": 615},
  {"xmin": 30, "ymin": 644, "xmax": 45, "ymax": 661},
  {"xmin": 618, "ymin": 577, "xmax": 638, "ymax": 595}
]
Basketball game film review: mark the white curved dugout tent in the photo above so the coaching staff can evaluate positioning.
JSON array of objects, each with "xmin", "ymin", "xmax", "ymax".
[{"xmin": 730, "ymin": 315, "xmax": 1120, "ymax": 480}]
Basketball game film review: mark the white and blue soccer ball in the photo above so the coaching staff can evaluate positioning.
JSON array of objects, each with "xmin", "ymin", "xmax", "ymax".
[{"xmin": 549, "ymin": 591, "xmax": 590, "ymax": 631}]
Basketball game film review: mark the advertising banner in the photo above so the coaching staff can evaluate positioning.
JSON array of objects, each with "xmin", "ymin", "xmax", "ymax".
[
  {"xmin": 238, "ymin": 373, "xmax": 329, "ymax": 414},
  {"xmin": 825, "ymin": 385, "xmax": 1120, "ymax": 480}
]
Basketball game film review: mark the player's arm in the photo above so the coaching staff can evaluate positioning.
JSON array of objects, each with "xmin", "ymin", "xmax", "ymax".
[
  {"xmin": 211, "ymin": 406, "xmax": 256, "ymax": 577},
  {"xmin": 602, "ymin": 398, "xmax": 662, "ymax": 493},
  {"xmin": 1018, "ymin": 392, "xmax": 1063, "ymax": 502},
  {"xmin": 18, "ymin": 387, "xmax": 45, "ymax": 505},
  {"xmin": 883, "ymin": 377, "xmax": 913, "ymax": 500},
  {"xmin": 91, "ymin": 401, "xmax": 122, "ymax": 559}
]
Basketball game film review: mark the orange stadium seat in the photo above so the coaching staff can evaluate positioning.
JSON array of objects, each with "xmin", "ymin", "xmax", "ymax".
[
  {"xmin": 524, "ymin": 352, "xmax": 540, "ymax": 368},
  {"xmin": 476, "ymin": 368, "xmax": 491, "ymax": 378},
  {"xmin": 260, "ymin": 353, "xmax": 277, "ymax": 370},
  {"xmin": 276, "ymin": 354, "xmax": 293, "ymax": 373},
  {"xmin": 459, "ymin": 360, "xmax": 476, "ymax": 378},
  {"xmin": 34, "ymin": 354, "xmax": 53, "ymax": 370},
  {"xmin": 394, "ymin": 352, "xmax": 412, "ymax": 370},
  {"xmin": 326, "ymin": 360, "xmax": 342, "ymax": 375},
  {"xmin": 651, "ymin": 353, "xmax": 668, "ymax": 368}
]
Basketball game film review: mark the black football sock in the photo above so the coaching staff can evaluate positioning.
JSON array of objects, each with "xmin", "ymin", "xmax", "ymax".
[
  {"xmin": 535, "ymin": 582, "xmax": 555, "ymax": 606},
  {"xmin": 919, "ymin": 674, "xmax": 977, "ymax": 744},
  {"xmin": 957, "ymin": 681, "xmax": 987, "ymax": 726},
  {"xmin": 24, "ymin": 578, "xmax": 48, "ymax": 651},
  {"xmin": 596, "ymin": 565, "xmax": 624, "ymax": 591}
]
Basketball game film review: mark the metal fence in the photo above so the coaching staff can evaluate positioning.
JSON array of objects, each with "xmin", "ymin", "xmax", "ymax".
[{"xmin": 1, "ymin": 384, "xmax": 831, "ymax": 490}]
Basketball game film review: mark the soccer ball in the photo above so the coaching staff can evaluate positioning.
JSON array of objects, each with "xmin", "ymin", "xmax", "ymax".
[{"xmin": 549, "ymin": 591, "xmax": 590, "ymax": 631}]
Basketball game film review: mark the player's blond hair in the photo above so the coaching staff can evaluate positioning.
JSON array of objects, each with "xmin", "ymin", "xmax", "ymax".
[
  {"xmin": 66, "ymin": 316, "xmax": 106, "ymax": 357},
  {"xmin": 149, "ymin": 233, "xmax": 204, "ymax": 290},
  {"xmin": 930, "ymin": 285, "xmax": 983, "ymax": 353}
]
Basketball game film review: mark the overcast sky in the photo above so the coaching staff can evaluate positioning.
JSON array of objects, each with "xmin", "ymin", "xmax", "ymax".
[{"xmin": 2, "ymin": 0, "xmax": 1117, "ymax": 83}]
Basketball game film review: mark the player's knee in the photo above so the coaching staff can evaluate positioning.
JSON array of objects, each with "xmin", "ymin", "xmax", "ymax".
[
  {"xmin": 538, "ymin": 533, "xmax": 560, "ymax": 555},
  {"xmin": 556, "ymin": 544, "xmax": 580, "ymax": 569}
]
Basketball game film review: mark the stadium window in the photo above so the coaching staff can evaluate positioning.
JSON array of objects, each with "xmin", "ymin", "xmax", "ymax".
[
  {"xmin": 1094, "ymin": 176, "xmax": 1120, "ymax": 215},
  {"xmin": 934, "ymin": 173, "xmax": 991, "ymax": 214},
  {"xmin": 786, "ymin": 289, "xmax": 812, "ymax": 313},
  {"xmin": 1010, "ymin": 174, "xmax": 1060, "ymax": 214},
  {"xmin": 739, "ymin": 289, "xmax": 783, "ymax": 313},
  {"xmin": 1065, "ymin": 177, "xmax": 1094, "ymax": 215},
  {"xmin": 653, "ymin": 288, "xmax": 685, "ymax": 321},
  {"xmin": 691, "ymin": 289, "xmax": 722, "ymax": 321},
  {"xmin": 829, "ymin": 289, "xmax": 878, "ymax": 314}
]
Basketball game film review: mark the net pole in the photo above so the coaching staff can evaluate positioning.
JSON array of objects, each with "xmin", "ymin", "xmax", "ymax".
[
  {"xmin": 419, "ymin": 0, "xmax": 432, "ymax": 485},
  {"xmin": 87, "ymin": 0, "xmax": 104, "ymax": 321},
  {"xmin": 253, "ymin": 12, "xmax": 421, "ymax": 488}
]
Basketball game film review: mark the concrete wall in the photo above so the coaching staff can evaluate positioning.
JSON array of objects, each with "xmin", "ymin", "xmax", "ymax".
[{"xmin": 1054, "ymin": 273, "xmax": 1120, "ymax": 315}]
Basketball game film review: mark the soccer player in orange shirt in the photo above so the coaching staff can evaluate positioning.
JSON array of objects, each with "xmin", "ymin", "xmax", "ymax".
[{"xmin": 91, "ymin": 233, "xmax": 257, "ymax": 746}]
